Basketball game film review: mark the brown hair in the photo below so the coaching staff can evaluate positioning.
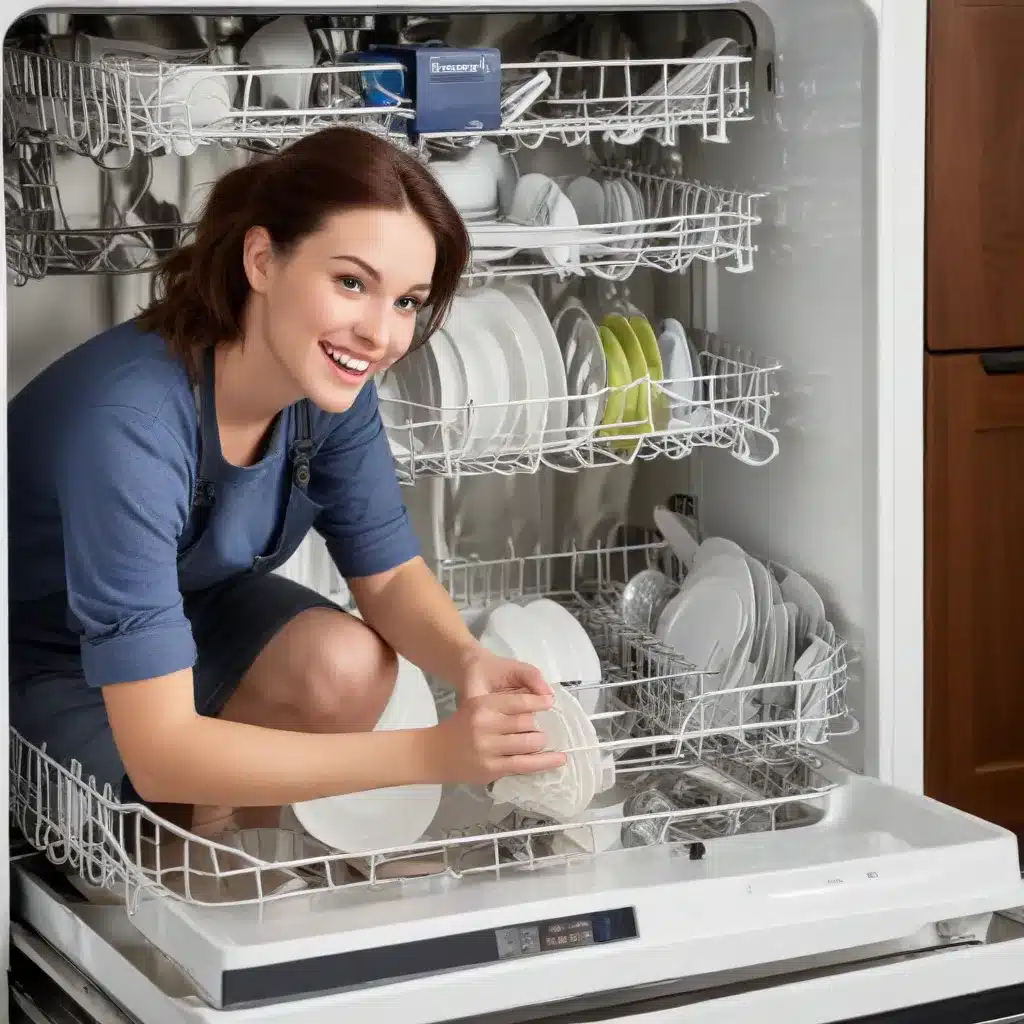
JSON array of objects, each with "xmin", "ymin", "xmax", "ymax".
[{"xmin": 137, "ymin": 126, "xmax": 470, "ymax": 378}]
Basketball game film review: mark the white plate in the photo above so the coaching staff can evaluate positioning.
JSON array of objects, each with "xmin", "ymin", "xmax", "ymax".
[
  {"xmin": 467, "ymin": 288, "xmax": 532, "ymax": 449},
  {"xmin": 501, "ymin": 283, "xmax": 568, "ymax": 443},
  {"xmin": 291, "ymin": 658, "xmax": 442, "ymax": 854},
  {"xmin": 682, "ymin": 550, "xmax": 756, "ymax": 693},
  {"xmin": 745, "ymin": 555, "xmax": 776, "ymax": 684},
  {"xmin": 656, "ymin": 580, "xmax": 746, "ymax": 697},
  {"xmin": 525, "ymin": 598, "xmax": 603, "ymax": 715},
  {"xmin": 395, "ymin": 329, "xmax": 467, "ymax": 457},
  {"xmin": 772, "ymin": 563, "xmax": 827, "ymax": 641},
  {"xmin": 486, "ymin": 602, "xmax": 560, "ymax": 685},
  {"xmin": 552, "ymin": 298, "xmax": 607, "ymax": 440},
  {"xmin": 390, "ymin": 343, "xmax": 440, "ymax": 452},
  {"xmin": 490, "ymin": 287, "xmax": 552, "ymax": 445},
  {"xmin": 658, "ymin": 318, "xmax": 695, "ymax": 411},
  {"xmin": 445, "ymin": 297, "xmax": 509, "ymax": 456},
  {"xmin": 487, "ymin": 605, "xmax": 595, "ymax": 820},
  {"xmin": 566, "ymin": 175, "xmax": 606, "ymax": 256},
  {"xmin": 692, "ymin": 536, "xmax": 748, "ymax": 571},
  {"xmin": 653, "ymin": 504, "xmax": 700, "ymax": 568},
  {"xmin": 432, "ymin": 327, "xmax": 470, "ymax": 452},
  {"xmin": 551, "ymin": 682, "xmax": 599, "ymax": 814}
]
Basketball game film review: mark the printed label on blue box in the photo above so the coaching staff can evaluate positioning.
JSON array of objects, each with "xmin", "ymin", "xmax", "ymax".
[
  {"xmin": 370, "ymin": 45, "xmax": 502, "ymax": 138},
  {"xmin": 426, "ymin": 52, "xmax": 498, "ymax": 83}
]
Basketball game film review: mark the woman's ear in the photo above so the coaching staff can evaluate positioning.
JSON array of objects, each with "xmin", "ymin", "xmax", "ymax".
[{"xmin": 241, "ymin": 225, "xmax": 275, "ymax": 294}]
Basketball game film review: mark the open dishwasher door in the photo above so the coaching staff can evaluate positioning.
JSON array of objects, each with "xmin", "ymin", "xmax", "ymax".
[
  {"xmin": 11, "ymin": 861, "xmax": 1024, "ymax": 1024},
  {"xmin": 10, "ymin": 758, "xmax": 1024, "ymax": 1024}
]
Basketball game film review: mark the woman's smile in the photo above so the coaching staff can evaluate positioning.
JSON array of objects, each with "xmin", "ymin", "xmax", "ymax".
[{"xmin": 319, "ymin": 339, "xmax": 373, "ymax": 384}]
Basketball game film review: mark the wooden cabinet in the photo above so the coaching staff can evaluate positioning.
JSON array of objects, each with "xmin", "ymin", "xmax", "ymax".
[
  {"xmin": 925, "ymin": 352, "xmax": 1024, "ymax": 829},
  {"xmin": 925, "ymin": 0, "xmax": 1024, "ymax": 834},
  {"xmin": 927, "ymin": 0, "xmax": 1024, "ymax": 352}
]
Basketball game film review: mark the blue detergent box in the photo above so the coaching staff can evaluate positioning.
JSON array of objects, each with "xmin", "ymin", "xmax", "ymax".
[{"xmin": 369, "ymin": 45, "xmax": 502, "ymax": 138}]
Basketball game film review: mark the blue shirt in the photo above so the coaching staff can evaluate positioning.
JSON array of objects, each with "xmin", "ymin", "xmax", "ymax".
[{"xmin": 8, "ymin": 320, "xmax": 419, "ymax": 687}]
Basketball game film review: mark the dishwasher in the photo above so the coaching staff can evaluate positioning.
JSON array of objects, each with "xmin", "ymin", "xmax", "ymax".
[{"xmin": 7, "ymin": 3, "xmax": 1024, "ymax": 1023}]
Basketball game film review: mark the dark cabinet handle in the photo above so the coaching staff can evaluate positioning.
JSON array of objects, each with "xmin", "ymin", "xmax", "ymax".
[{"xmin": 980, "ymin": 350, "xmax": 1024, "ymax": 375}]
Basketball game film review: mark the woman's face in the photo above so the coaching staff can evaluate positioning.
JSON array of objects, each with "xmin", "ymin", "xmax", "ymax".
[{"xmin": 245, "ymin": 206, "xmax": 437, "ymax": 414}]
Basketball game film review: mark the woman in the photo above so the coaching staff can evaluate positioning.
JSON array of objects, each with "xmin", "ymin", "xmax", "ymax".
[{"xmin": 9, "ymin": 126, "xmax": 564, "ymax": 837}]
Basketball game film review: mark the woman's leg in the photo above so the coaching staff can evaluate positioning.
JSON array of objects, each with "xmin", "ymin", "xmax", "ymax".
[{"xmin": 191, "ymin": 605, "xmax": 398, "ymax": 833}]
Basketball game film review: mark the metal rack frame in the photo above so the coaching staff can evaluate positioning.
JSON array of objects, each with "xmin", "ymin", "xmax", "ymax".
[
  {"xmin": 3, "ymin": 47, "xmax": 751, "ymax": 160},
  {"xmin": 465, "ymin": 166, "xmax": 762, "ymax": 281},
  {"xmin": 382, "ymin": 331, "xmax": 779, "ymax": 481},
  {"xmin": 8, "ymin": 539, "xmax": 854, "ymax": 915},
  {"xmin": 5, "ymin": 149, "xmax": 761, "ymax": 285}
]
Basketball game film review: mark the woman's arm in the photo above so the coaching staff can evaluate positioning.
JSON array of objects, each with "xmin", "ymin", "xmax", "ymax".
[
  {"xmin": 312, "ymin": 388, "xmax": 549, "ymax": 698},
  {"xmin": 104, "ymin": 669, "xmax": 435, "ymax": 805},
  {"xmin": 349, "ymin": 556, "xmax": 479, "ymax": 686},
  {"xmin": 103, "ymin": 667, "xmax": 559, "ymax": 805},
  {"xmin": 350, "ymin": 556, "xmax": 552, "ymax": 701}
]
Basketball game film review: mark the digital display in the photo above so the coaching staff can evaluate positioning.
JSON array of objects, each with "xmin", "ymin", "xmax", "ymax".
[
  {"xmin": 540, "ymin": 918, "xmax": 594, "ymax": 951},
  {"xmin": 494, "ymin": 908, "xmax": 636, "ymax": 960}
]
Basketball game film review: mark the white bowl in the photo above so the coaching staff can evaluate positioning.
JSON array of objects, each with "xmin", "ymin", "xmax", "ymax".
[{"xmin": 239, "ymin": 15, "xmax": 314, "ymax": 110}]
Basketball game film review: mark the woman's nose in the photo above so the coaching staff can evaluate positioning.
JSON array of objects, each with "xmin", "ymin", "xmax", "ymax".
[{"xmin": 353, "ymin": 306, "xmax": 391, "ymax": 357}]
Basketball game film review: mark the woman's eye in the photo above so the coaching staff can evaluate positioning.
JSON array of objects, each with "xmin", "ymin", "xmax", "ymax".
[
  {"xmin": 337, "ymin": 276, "xmax": 363, "ymax": 292},
  {"xmin": 395, "ymin": 296, "xmax": 422, "ymax": 312}
]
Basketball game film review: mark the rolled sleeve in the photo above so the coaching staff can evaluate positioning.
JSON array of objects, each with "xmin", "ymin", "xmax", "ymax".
[
  {"xmin": 311, "ymin": 383, "xmax": 421, "ymax": 579},
  {"xmin": 58, "ymin": 405, "xmax": 196, "ymax": 687},
  {"xmin": 80, "ymin": 623, "xmax": 197, "ymax": 687}
]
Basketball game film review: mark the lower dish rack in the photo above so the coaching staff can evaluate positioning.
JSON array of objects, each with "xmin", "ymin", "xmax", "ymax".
[{"xmin": 8, "ymin": 540, "xmax": 854, "ymax": 915}]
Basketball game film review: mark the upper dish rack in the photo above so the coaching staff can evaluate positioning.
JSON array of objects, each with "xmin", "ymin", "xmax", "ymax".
[
  {"xmin": 2, "ymin": 46, "xmax": 751, "ymax": 160},
  {"xmin": 8, "ymin": 539, "xmax": 850, "ymax": 914},
  {"xmin": 5, "ymin": 145, "xmax": 761, "ymax": 285}
]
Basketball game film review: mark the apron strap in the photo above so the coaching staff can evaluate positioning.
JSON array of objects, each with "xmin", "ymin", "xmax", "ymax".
[
  {"xmin": 191, "ymin": 347, "xmax": 218, "ymax": 510},
  {"xmin": 289, "ymin": 400, "xmax": 314, "ymax": 492}
]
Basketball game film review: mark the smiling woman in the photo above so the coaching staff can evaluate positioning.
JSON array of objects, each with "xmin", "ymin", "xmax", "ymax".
[{"xmin": 8, "ymin": 126, "xmax": 565, "ymax": 840}]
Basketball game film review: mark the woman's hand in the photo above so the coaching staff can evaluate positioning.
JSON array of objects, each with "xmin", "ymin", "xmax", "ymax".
[
  {"xmin": 428, "ymin": 691, "xmax": 567, "ymax": 785},
  {"xmin": 454, "ymin": 645, "xmax": 553, "ymax": 702}
]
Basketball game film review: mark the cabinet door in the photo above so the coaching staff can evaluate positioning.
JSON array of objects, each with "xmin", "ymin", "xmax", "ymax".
[
  {"xmin": 927, "ymin": 0, "xmax": 1024, "ymax": 352},
  {"xmin": 925, "ymin": 352, "xmax": 1024, "ymax": 830}
]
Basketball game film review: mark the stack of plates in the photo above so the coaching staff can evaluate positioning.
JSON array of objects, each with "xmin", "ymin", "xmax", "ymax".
[
  {"xmin": 650, "ymin": 505, "xmax": 839, "ymax": 738},
  {"xmin": 378, "ymin": 292, "xmax": 711, "ymax": 462},
  {"xmin": 474, "ymin": 598, "xmax": 610, "ymax": 821},
  {"xmin": 377, "ymin": 284, "xmax": 569, "ymax": 457},
  {"xmin": 554, "ymin": 299, "xmax": 705, "ymax": 444}
]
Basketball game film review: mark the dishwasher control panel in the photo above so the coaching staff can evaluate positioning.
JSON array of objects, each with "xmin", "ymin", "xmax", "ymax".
[{"xmin": 495, "ymin": 907, "xmax": 638, "ymax": 960}]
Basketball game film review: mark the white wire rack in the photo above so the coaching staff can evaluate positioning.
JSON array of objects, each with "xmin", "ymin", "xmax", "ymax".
[
  {"xmin": 440, "ymin": 539, "xmax": 857, "ymax": 754},
  {"xmin": 449, "ymin": 52, "xmax": 751, "ymax": 146},
  {"xmin": 5, "ymin": 143, "xmax": 760, "ymax": 285},
  {"xmin": 465, "ymin": 166, "xmax": 762, "ymax": 282},
  {"xmin": 382, "ymin": 330, "xmax": 779, "ymax": 482},
  {"xmin": 3, "ymin": 46, "xmax": 751, "ymax": 160},
  {"xmin": 2, "ymin": 45, "xmax": 411, "ymax": 161},
  {"xmin": 8, "ymin": 540, "xmax": 851, "ymax": 913},
  {"xmin": 4, "ymin": 140, "xmax": 188, "ymax": 285}
]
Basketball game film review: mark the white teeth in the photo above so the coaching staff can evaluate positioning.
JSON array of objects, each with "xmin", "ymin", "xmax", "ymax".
[{"xmin": 323, "ymin": 344, "xmax": 369, "ymax": 374}]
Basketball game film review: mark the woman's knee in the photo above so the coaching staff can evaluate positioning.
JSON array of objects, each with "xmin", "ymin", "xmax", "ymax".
[
  {"xmin": 301, "ymin": 613, "xmax": 398, "ymax": 729},
  {"xmin": 235, "ymin": 608, "xmax": 398, "ymax": 733}
]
